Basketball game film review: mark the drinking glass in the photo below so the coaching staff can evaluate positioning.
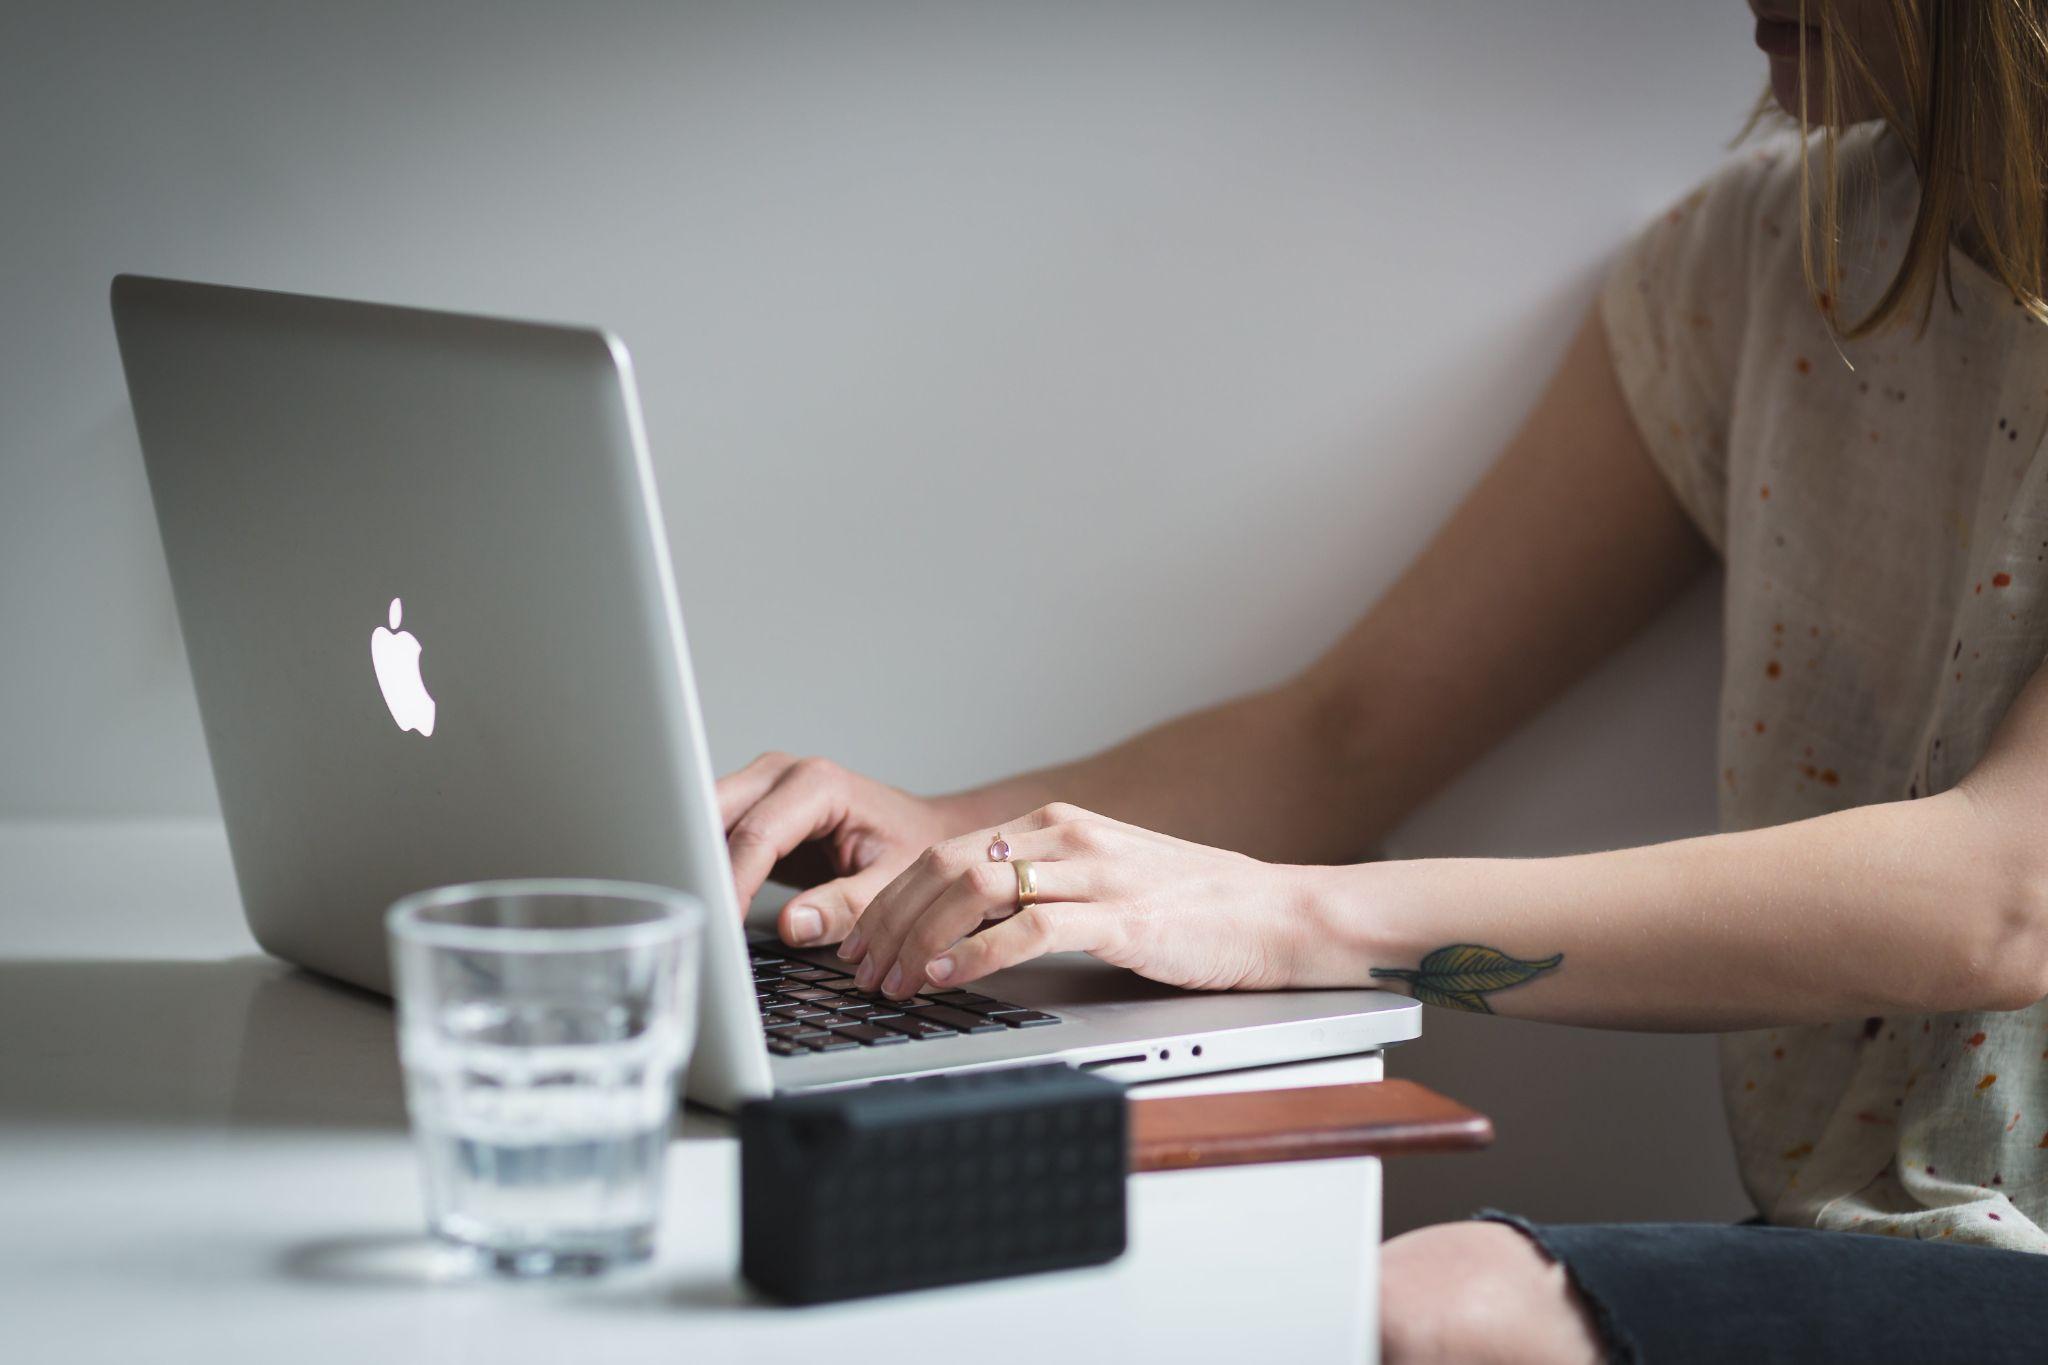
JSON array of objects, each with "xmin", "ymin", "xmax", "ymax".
[{"xmin": 386, "ymin": 879, "xmax": 703, "ymax": 1276}]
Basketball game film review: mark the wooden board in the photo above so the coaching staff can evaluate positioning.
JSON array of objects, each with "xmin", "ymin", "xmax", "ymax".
[{"xmin": 1129, "ymin": 1078, "xmax": 1492, "ymax": 1173}]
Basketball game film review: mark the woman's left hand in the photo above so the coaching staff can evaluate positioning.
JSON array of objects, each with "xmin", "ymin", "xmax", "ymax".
[{"xmin": 836, "ymin": 802, "xmax": 1314, "ymax": 999}]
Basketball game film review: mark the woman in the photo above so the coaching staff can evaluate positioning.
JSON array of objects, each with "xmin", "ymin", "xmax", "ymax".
[{"xmin": 717, "ymin": 3, "xmax": 2048, "ymax": 1360}]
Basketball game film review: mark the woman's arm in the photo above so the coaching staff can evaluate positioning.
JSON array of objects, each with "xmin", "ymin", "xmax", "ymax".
[
  {"xmin": 947, "ymin": 303, "xmax": 1712, "ymax": 864},
  {"xmin": 1314, "ymin": 650, "xmax": 2048, "ymax": 1028},
  {"xmin": 845, "ymin": 673, "xmax": 2048, "ymax": 1027},
  {"xmin": 1307, "ymin": 771, "xmax": 2048, "ymax": 1030}
]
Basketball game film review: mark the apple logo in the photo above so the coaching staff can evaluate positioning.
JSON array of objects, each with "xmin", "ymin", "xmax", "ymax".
[{"xmin": 370, "ymin": 596, "xmax": 436, "ymax": 737}]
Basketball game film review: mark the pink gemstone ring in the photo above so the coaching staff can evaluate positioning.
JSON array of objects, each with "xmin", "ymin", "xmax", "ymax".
[{"xmin": 987, "ymin": 833, "xmax": 1011, "ymax": 862}]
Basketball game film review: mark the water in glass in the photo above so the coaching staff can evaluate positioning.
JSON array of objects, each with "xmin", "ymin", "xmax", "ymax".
[{"xmin": 388, "ymin": 881, "xmax": 701, "ymax": 1276}]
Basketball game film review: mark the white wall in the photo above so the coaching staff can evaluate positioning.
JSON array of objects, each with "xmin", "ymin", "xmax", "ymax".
[{"xmin": 1, "ymin": 0, "xmax": 1757, "ymax": 1229}]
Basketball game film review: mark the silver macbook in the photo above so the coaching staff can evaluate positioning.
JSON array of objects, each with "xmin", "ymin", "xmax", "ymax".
[{"xmin": 109, "ymin": 274, "xmax": 1419, "ymax": 1112}]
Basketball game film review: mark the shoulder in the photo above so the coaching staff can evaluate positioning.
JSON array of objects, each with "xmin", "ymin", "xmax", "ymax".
[
  {"xmin": 1606, "ymin": 127, "xmax": 1911, "ymax": 377},
  {"xmin": 1627, "ymin": 132, "xmax": 1803, "ymax": 299},
  {"xmin": 1632, "ymin": 124, "xmax": 1906, "ymax": 317}
]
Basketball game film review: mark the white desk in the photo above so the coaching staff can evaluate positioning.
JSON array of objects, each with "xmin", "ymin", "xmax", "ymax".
[{"xmin": 0, "ymin": 822, "xmax": 1388, "ymax": 1364}]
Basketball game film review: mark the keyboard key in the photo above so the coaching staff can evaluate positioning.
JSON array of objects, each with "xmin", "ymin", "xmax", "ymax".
[
  {"xmin": 767, "ymin": 1037, "xmax": 806, "ymax": 1056},
  {"xmin": 951, "ymin": 994, "xmax": 1040, "ymax": 1016},
  {"xmin": 763, "ymin": 1020, "xmax": 808, "ymax": 1035},
  {"xmin": 943, "ymin": 995, "xmax": 1030, "ymax": 1016},
  {"xmin": 905, "ymin": 1004, "xmax": 1005, "ymax": 1034},
  {"xmin": 812, "ymin": 976, "xmax": 859, "ymax": 992},
  {"xmin": 874, "ymin": 1015, "xmax": 955, "ymax": 1040},
  {"xmin": 828, "ymin": 1022, "xmax": 908, "ymax": 1046},
  {"xmin": 987, "ymin": 1009, "xmax": 1061, "ymax": 1028},
  {"xmin": 839, "ymin": 988, "xmax": 922, "ymax": 1006},
  {"xmin": 770, "ymin": 1005, "xmax": 834, "ymax": 1021},
  {"xmin": 781, "ymin": 967, "xmax": 833, "ymax": 982},
  {"xmin": 783, "ymin": 1027, "xmax": 832, "ymax": 1041},
  {"xmin": 781, "ymin": 987, "xmax": 836, "ymax": 1002},
  {"xmin": 927, "ymin": 990, "xmax": 998, "ymax": 1008},
  {"xmin": 830, "ymin": 1002, "xmax": 887, "ymax": 1020},
  {"xmin": 829, "ymin": 987, "xmax": 883, "ymax": 1003},
  {"xmin": 803, "ymin": 1033, "xmax": 860, "ymax": 1052}
]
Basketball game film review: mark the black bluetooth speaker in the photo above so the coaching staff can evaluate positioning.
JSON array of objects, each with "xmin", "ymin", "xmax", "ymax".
[{"xmin": 738, "ymin": 1064, "xmax": 1129, "ymax": 1304}]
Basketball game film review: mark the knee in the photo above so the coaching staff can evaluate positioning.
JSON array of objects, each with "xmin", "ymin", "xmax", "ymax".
[
  {"xmin": 1379, "ymin": 1223, "xmax": 1496, "ymax": 1365},
  {"xmin": 1379, "ymin": 1222, "xmax": 1600, "ymax": 1365}
]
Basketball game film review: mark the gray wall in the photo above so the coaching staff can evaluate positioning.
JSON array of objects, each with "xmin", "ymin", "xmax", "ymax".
[{"xmin": 1, "ymin": 0, "xmax": 1756, "ymax": 1229}]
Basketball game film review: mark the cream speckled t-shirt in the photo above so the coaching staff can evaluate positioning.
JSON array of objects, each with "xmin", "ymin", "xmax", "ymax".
[{"xmin": 1604, "ymin": 125, "xmax": 2048, "ymax": 1251}]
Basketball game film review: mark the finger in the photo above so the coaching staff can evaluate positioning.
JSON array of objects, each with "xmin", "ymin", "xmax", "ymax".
[
  {"xmin": 926, "ymin": 902, "xmax": 1122, "ymax": 989},
  {"xmin": 838, "ymin": 803, "xmax": 1089, "ymax": 967},
  {"xmin": 871, "ymin": 857, "xmax": 1102, "ymax": 998},
  {"xmin": 832, "ymin": 830, "xmax": 992, "ymax": 965},
  {"xmin": 777, "ymin": 863, "xmax": 894, "ymax": 948},
  {"xmin": 716, "ymin": 751, "xmax": 797, "ymax": 830},
  {"xmin": 839, "ymin": 838, "xmax": 969, "ymax": 978},
  {"xmin": 725, "ymin": 762, "xmax": 842, "ymax": 907}
]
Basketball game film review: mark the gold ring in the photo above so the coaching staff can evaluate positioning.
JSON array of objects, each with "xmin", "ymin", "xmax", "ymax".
[{"xmin": 1012, "ymin": 858, "xmax": 1038, "ymax": 911}]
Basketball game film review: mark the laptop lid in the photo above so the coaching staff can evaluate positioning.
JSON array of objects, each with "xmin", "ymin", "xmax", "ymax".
[{"xmin": 109, "ymin": 274, "xmax": 772, "ymax": 1110}]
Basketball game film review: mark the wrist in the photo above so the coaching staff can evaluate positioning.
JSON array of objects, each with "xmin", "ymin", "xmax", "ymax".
[{"xmin": 1285, "ymin": 859, "xmax": 1425, "ymax": 989}]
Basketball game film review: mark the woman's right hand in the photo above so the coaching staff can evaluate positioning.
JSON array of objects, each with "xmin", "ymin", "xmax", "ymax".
[{"xmin": 716, "ymin": 752, "xmax": 973, "ymax": 948}]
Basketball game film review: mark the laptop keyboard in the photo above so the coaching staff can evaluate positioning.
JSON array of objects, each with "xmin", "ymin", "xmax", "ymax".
[{"xmin": 749, "ymin": 936, "xmax": 1061, "ymax": 1057}]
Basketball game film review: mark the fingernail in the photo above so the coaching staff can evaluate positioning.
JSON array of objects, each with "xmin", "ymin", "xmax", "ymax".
[
  {"xmin": 785, "ymin": 906, "xmax": 821, "ymax": 944},
  {"xmin": 837, "ymin": 930, "xmax": 865, "ymax": 962},
  {"xmin": 881, "ymin": 964, "xmax": 906, "ymax": 997},
  {"xmin": 927, "ymin": 955, "xmax": 955, "ymax": 985}
]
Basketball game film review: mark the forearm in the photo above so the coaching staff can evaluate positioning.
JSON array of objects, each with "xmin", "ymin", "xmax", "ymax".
[{"xmin": 1300, "ymin": 788, "xmax": 2048, "ymax": 1029}]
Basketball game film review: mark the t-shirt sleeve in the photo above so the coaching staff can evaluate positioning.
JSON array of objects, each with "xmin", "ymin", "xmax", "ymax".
[{"xmin": 1600, "ymin": 146, "xmax": 1784, "ymax": 556}]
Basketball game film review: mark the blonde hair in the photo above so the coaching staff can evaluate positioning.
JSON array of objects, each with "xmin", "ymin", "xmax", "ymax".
[{"xmin": 1790, "ymin": 0, "xmax": 2048, "ymax": 337}]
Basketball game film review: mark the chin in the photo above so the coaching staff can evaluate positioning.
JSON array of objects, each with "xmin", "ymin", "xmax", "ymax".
[
  {"xmin": 1767, "ymin": 55, "xmax": 1818, "ymax": 121},
  {"xmin": 1767, "ymin": 54, "xmax": 1883, "ymax": 128}
]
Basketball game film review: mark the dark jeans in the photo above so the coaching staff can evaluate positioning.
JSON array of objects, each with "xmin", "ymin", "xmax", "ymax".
[{"xmin": 1477, "ymin": 1210, "xmax": 2048, "ymax": 1365}]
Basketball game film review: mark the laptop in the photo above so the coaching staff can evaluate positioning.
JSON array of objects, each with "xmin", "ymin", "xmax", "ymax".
[{"xmin": 109, "ymin": 274, "xmax": 1420, "ymax": 1112}]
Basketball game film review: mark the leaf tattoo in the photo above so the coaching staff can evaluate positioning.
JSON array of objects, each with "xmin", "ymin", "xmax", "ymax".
[{"xmin": 1369, "ymin": 943, "xmax": 1564, "ymax": 1013}]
